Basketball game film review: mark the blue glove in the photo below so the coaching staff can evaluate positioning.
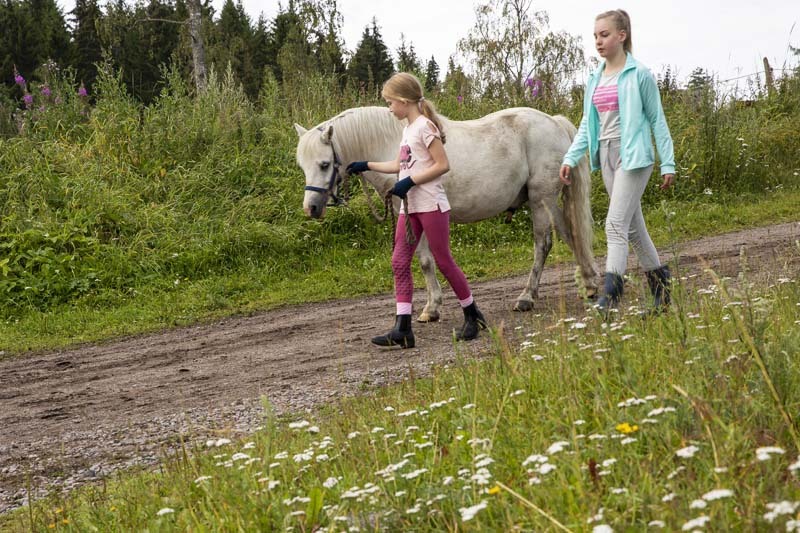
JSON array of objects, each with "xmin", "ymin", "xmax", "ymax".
[
  {"xmin": 391, "ymin": 176, "xmax": 416, "ymax": 198},
  {"xmin": 346, "ymin": 161, "xmax": 369, "ymax": 174}
]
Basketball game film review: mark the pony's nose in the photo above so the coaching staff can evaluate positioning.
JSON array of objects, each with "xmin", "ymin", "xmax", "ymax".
[{"xmin": 309, "ymin": 203, "xmax": 320, "ymax": 217}]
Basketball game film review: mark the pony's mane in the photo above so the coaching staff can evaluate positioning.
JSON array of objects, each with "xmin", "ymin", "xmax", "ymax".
[{"xmin": 299, "ymin": 107, "xmax": 404, "ymax": 163}]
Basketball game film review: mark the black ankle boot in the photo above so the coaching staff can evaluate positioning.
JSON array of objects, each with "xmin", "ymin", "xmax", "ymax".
[
  {"xmin": 371, "ymin": 315, "xmax": 415, "ymax": 348},
  {"xmin": 645, "ymin": 265, "xmax": 671, "ymax": 313},
  {"xmin": 595, "ymin": 273, "xmax": 624, "ymax": 316},
  {"xmin": 455, "ymin": 303, "xmax": 487, "ymax": 341}
]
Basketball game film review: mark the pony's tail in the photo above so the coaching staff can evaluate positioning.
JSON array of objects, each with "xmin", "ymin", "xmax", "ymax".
[{"xmin": 554, "ymin": 115, "xmax": 599, "ymax": 286}]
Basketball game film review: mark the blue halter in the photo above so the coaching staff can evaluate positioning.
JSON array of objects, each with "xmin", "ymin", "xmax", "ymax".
[{"xmin": 304, "ymin": 127, "xmax": 345, "ymax": 207}]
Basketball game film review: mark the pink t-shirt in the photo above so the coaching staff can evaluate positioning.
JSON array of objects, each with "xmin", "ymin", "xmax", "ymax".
[{"xmin": 398, "ymin": 115, "xmax": 450, "ymax": 214}]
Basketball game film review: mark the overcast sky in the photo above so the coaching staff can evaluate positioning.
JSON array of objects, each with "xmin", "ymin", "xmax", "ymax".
[{"xmin": 59, "ymin": 0, "xmax": 799, "ymax": 86}]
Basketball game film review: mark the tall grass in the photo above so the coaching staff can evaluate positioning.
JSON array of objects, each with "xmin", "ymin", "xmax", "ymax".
[
  {"xmin": 3, "ymin": 255, "xmax": 799, "ymax": 531},
  {"xmin": 0, "ymin": 60, "xmax": 798, "ymax": 342}
]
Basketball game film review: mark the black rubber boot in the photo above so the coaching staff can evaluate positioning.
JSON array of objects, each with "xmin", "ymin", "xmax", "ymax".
[
  {"xmin": 371, "ymin": 315, "xmax": 415, "ymax": 348},
  {"xmin": 645, "ymin": 265, "xmax": 671, "ymax": 313},
  {"xmin": 455, "ymin": 303, "xmax": 487, "ymax": 341},
  {"xmin": 595, "ymin": 273, "xmax": 624, "ymax": 316}
]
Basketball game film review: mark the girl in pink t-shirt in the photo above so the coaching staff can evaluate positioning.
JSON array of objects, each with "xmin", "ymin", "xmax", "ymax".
[{"xmin": 346, "ymin": 73, "xmax": 486, "ymax": 348}]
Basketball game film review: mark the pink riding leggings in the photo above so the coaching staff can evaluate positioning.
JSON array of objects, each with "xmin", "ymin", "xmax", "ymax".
[{"xmin": 393, "ymin": 209, "xmax": 473, "ymax": 315}]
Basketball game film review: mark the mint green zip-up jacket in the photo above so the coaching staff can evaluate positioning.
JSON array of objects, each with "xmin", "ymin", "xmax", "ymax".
[{"xmin": 562, "ymin": 53, "xmax": 675, "ymax": 176}]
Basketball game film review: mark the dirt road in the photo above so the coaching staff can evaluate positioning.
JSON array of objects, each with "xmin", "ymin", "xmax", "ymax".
[{"xmin": 1, "ymin": 221, "xmax": 798, "ymax": 513}]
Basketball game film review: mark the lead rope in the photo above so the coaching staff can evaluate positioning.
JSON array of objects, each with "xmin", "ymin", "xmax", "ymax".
[{"xmin": 383, "ymin": 190, "xmax": 415, "ymax": 250}]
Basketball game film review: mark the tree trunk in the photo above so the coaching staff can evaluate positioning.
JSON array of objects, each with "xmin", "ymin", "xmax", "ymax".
[{"xmin": 187, "ymin": 0, "xmax": 207, "ymax": 93}]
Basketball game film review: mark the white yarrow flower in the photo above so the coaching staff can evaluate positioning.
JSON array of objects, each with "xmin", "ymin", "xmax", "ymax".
[
  {"xmin": 702, "ymin": 489, "xmax": 733, "ymax": 501},
  {"xmin": 676, "ymin": 445, "xmax": 700, "ymax": 458},
  {"xmin": 157, "ymin": 508, "xmax": 175, "ymax": 516},
  {"xmin": 681, "ymin": 515, "xmax": 710, "ymax": 530},
  {"xmin": 459, "ymin": 500, "xmax": 488, "ymax": 521},
  {"xmin": 756, "ymin": 446, "xmax": 786, "ymax": 461}
]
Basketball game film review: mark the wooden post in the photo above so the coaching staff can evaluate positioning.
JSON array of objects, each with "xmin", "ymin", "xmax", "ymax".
[
  {"xmin": 763, "ymin": 57, "xmax": 774, "ymax": 96},
  {"xmin": 187, "ymin": 0, "xmax": 207, "ymax": 94}
]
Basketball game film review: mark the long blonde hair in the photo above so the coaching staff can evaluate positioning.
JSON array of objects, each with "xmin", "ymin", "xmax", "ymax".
[
  {"xmin": 381, "ymin": 72, "xmax": 446, "ymax": 144},
  {"xmin": 596, "ymin": 9, "xmax": 632, "ymax": 54}
]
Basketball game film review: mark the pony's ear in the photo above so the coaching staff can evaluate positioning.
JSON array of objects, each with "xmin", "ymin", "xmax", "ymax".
[
  {"xmin": 320, "ymin": 124, "xmax": 334, "ymax": 145},
  {"xmin": 293, "ymin": 123, "xmax": 308, "ymax": 137}
]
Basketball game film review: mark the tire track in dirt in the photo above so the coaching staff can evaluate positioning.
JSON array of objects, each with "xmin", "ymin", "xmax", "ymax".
[{"xmin": 0, "ymin": 221, "xmax": 798, "ymax": 512}]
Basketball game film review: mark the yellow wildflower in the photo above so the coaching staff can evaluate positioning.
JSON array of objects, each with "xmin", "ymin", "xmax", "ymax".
[{"xmin": 616, "ymin": 422, "xmax": 639, "ymax": 434}]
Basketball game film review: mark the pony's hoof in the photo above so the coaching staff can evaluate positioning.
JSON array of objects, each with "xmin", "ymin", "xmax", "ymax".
[
  {"xmin": 513, "ymin": 299, "xmax": 534, "ymax": 312},
  {"xmin": 417, "ymin": 311, "xmax": 440, "ymax": 323}
]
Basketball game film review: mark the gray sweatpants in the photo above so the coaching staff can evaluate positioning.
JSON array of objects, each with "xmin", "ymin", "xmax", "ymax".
[{"xmin": 600, "ymin": 138, "xmax": 661, "ymax": 275}]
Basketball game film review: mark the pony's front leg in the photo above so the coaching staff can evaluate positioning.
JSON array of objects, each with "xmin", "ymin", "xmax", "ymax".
[
  {"xmin": 514, "ymin": 206, "xmax": 553, "ymax": 312},
  {"xmin": 415, "ymin": 236, "xmax": 442, "ymax": 322}
]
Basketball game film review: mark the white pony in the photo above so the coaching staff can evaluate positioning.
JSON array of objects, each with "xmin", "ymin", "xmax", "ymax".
[{"xmin": 294, "ymin": 106, "xmax": 597, "ymax": 321}]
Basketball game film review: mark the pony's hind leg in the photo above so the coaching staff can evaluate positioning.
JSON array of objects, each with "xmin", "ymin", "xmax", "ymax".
[
  {"xmin": 514, "ymin": 202, "xmax": 554, "ymax": 312},
  {"xmin": 415, "ymin": 236, "xmax": 442, "ymax": 322}
]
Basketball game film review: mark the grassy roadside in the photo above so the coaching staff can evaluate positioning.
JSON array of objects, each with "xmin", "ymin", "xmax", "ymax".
[
  {"xmin": 2, "ymin": 251, "xmax": 798, "ymax": 531},
  {"xmin": 1, "ymin": 188, "xmax": 798, "ymax": 355}
]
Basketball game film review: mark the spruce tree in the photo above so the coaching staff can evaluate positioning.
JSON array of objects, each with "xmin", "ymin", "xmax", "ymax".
[
  {"xmin": 347, "ymin": 17, "xmax": 393, "ymax": 89},
  {"xmin": 424, "ymin": 55, "xmax": 439, "ymax": 92},
  {"xmin": 70, "ymin": 0, "xmax": 103, "ymax": 91}
]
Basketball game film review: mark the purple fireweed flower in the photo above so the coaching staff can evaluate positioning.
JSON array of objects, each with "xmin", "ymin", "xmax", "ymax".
[
  {"xmin": 41, "ymin": 86, "xmax": 51, "ymax": 97},
  {"xmin": 23, "ymin": 93, "xmax": 33, "ymax": 108},
  {"xmin": 457, "ymin": 95, "xmax": 463, "ymax": 104},
  {"xmin": 78, "ymin": 85, "xmax": 88, "ymax": 98},
  {"xmin": 15, "ymin": 74, "xmax": 25, "ymax": 86}
]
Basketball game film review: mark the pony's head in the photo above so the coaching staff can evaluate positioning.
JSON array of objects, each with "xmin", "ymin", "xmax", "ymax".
[{"xmin": 294, "ymin": 122, "xmax": 340, "ymax": 219}]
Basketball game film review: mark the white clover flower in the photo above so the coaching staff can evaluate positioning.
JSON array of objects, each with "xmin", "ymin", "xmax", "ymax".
[
  {"xmin": 676, "ymin": 445, "xmax": 700, "ymax": 458},
  {"xmin": 681, "ymin": 515, "xmax": 710, "ymax": 530},
  {"xmin": 756, "ymin": 446, "xmax": 786, "ymax": 461},
  {"xmin": 156, "ymin": 507, "xmax": 175, "ymax": 516},
  {"xmin": 702, "ymin": 489, "xmax": 733, "ymax": 501},
  {"xmin": 459, "ymin": 500, "xmax": 488, "ymax": 521}
]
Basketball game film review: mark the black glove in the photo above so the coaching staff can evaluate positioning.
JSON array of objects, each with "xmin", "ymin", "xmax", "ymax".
[
  {"xmin": 346, "ymin": 161, "xmax": 369, "ymax": 174},
  {"xmin": 391, "ymin": 176, "xmax": 416, "ymax": 198}
]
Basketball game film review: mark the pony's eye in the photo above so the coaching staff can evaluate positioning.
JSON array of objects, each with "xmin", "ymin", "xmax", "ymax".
[{"xmin": 320, "ymin": 162, "xmax": 330, "ymax": 170}]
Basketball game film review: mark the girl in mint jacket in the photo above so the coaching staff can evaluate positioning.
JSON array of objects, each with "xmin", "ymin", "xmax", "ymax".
[{"xmin": 560, "ymin": 9, "xmax": 675, "ymax": 316}]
